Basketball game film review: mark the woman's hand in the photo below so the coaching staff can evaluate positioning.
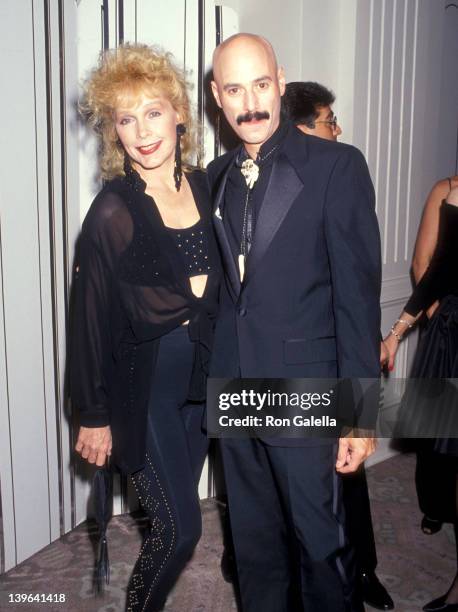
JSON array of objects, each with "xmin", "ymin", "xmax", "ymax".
[
  {"xmin": 380, "ymin": 340, "xmax": 389, "ymax": 369},
  {"xmin": 382, "ymin": 312, "xmax": 417, "ymax": 371},
  {"xmin": 75, "ymin": 426, "xmax": 112, "ymax": 466},
  {"xmin": 382, "ymin": 333, "xmax": 399, "ymax": 371}
]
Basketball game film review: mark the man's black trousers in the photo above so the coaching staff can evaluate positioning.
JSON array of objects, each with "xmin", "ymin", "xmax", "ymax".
[{"xmin": 221, "ymin": 438, "xmax": 361, "ymax": 612}]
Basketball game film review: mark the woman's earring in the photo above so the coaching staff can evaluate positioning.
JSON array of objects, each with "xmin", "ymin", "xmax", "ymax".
[
  {"xmin": 123, "ymin": 150, "xmax": 131, "ymax": 175},
  {"xmin": 174, "ymin": 123, "xmax": 186, "ymax": 192}
]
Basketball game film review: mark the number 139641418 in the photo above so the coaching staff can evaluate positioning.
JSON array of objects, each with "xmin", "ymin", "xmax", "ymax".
[{"xmin": 8, "ymin": 593, "xmax": 66, "ymax": 604}]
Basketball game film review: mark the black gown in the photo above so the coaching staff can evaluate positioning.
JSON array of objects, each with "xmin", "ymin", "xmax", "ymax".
[{"xmin": 403, "ymin": 201, "xmax": 458, "ymax": 522}]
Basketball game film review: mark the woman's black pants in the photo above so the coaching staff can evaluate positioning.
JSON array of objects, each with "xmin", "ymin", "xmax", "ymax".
[{"xmin": 126, "ymin": 326, "xmax": 208, "ymax": 612}]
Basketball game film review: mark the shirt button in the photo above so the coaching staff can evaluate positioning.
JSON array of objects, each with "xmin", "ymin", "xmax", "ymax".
[{"xmin": 238, "ymin": 307, "xmax": 247, "ymax": 317}]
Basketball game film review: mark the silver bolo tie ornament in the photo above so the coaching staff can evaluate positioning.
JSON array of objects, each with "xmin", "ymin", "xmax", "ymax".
[{"xmin": 239, "ymin": 158, "xmax": 260, "ymax": 281}]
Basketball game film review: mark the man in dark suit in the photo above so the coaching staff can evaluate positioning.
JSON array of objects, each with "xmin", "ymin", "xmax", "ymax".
[
  {"xmin": 208, "ymin": 33, "xmax": 381, "ymax": 612},
  {"xmin": 282, "ymin": 80, "xmax": 394, "ymax": 611}
]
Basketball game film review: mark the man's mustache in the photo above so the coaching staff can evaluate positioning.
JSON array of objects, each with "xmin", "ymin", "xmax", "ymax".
[{"xmin": 236, "ymin": 111, "xmax": 270, "ymax": 125}]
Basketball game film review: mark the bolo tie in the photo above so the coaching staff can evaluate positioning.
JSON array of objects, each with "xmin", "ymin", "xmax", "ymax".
[{"xmin": 238, "ymin": 144, "xmax": 278, "ymax": 281}]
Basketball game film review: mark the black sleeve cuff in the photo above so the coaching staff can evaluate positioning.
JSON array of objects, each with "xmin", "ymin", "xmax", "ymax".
[{"xmin": 77, "ymin": 410, "xmax": 110, "ymax": 427}]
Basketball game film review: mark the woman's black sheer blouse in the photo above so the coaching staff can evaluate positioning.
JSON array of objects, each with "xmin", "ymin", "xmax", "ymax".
[
  {"xmin": 70, "ymin": 166, "xmax": 221, "ymax": 431},
  {"xmin": 405, "ymin": 202, "xmax": 458, "ymax": 316}
]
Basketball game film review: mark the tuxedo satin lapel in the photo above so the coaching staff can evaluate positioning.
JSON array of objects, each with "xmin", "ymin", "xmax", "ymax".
[
  {"xmin": 212, "ymin": 158, "xmax": 241, "ymax": 298},
  {"xmin": 244, "ymin": 154, "xmax": 303, "ymax": 285}
]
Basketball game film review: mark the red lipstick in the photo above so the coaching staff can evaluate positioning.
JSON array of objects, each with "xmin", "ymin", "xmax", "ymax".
[{"xmin": 137, "ymin": 141, "xmax": 162, "ymax": 155}]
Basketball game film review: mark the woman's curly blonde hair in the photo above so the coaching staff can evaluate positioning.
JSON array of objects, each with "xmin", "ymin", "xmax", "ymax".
[{"xmin": 80, "ymin": 44, "xmax": 198, "ymax": 180}]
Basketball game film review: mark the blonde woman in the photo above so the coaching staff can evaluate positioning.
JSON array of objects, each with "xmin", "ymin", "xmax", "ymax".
[{"xmin": 71, "ymin": 44, "xmax": 221, "ymax": 611}]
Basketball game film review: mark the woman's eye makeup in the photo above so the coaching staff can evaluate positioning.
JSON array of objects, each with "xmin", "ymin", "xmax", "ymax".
[{"xmin": 116, "ymin": 103, "xmax": 163, "ymax": 124}]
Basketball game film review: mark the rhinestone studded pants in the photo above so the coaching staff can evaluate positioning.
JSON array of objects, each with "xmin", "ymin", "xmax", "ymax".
[{"xmin": 126, "ymin": 326, "xmax": 208, "ymax": 612}]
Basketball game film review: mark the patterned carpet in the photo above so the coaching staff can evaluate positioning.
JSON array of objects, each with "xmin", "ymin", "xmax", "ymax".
[{"xmin": 0, "ymin": 452, "xmax": 455, "ymax": 612}]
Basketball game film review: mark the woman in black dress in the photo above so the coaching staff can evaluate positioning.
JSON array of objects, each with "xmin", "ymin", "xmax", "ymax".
[
  {"xmin": 71, "ymin": 44, "xmax": 221, "ymax": 611},
  {"xmin": 411, "ymin": 176, "xmax": 458, "ymax": 537},
  {"xmin": 384, "ymin": 187, "xmax": 458, "ymax": 612}
]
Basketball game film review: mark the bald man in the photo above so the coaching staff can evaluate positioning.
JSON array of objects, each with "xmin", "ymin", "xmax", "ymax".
[{"xmin": 208, "ymin": 34, "xmax": 381, "ymax": 612}]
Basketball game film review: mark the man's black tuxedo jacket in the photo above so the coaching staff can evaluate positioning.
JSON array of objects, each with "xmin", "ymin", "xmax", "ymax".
[{"xmin": 207, "ymin": 125, "xmax": 382, "ymax": 445}]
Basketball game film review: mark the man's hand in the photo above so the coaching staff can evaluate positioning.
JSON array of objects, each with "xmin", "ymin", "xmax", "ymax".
[
  {"xmin": 75, "ymin": 425, "xmax": 112, "ymax": 467},
  {"xmin": 335, "ymin": 435, "xmax": 376, "ymax": 473}
]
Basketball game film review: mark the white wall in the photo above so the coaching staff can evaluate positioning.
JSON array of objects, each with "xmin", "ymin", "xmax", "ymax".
[
  {"xmin": 0, "ymin": 0, "xmax": 72, "ymax": 572},
  {"xmin": 219, "ymin": 0, "xmax": 303, "ymax": 79}
]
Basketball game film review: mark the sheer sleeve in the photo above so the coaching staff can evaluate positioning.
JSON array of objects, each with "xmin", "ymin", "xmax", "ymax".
[
  {"xmin": 405, "ymin": 203, "xmax": 458, "ymax": 316},
  {"xmin": 70, "ymin": 190, "xmax": 133, "ymax": 427}
]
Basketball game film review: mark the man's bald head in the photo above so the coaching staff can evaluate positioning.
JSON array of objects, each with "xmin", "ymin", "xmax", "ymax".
[
  {"xmin": 212, "ymin": 33, "xmax": 278, "ymax": 81},
  {"xmin": 210, "ymin": 33, "xmax": 285, "ymax": 157}
]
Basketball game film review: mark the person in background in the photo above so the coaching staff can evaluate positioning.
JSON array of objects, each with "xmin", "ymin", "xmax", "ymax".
[
  {"xmin": 384, "ymin": 186, "xmax": 458, "ymax": 612},
  {"xmin": 282, "ymin": 80, "xmax": 394, "ymax": 612},
  {"xmin": 412, "ymin": 177, "xmax": 458, "ymax": 319},
  {"xmin": 72, "ymin": 44, "xmax": 221, "ymax": 611},
  {"xmin": 282, "ymin": 80, "xmax": 342, "ymax": 140},
  {"xmin": 411, "ymin": 175, "xmax": 458, "ymax": 539}
]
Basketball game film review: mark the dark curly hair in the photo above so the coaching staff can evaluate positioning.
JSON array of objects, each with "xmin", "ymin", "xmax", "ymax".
[{"xmin": 282, "ymin": 81, "xmax": 335, "ymax": 127}]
